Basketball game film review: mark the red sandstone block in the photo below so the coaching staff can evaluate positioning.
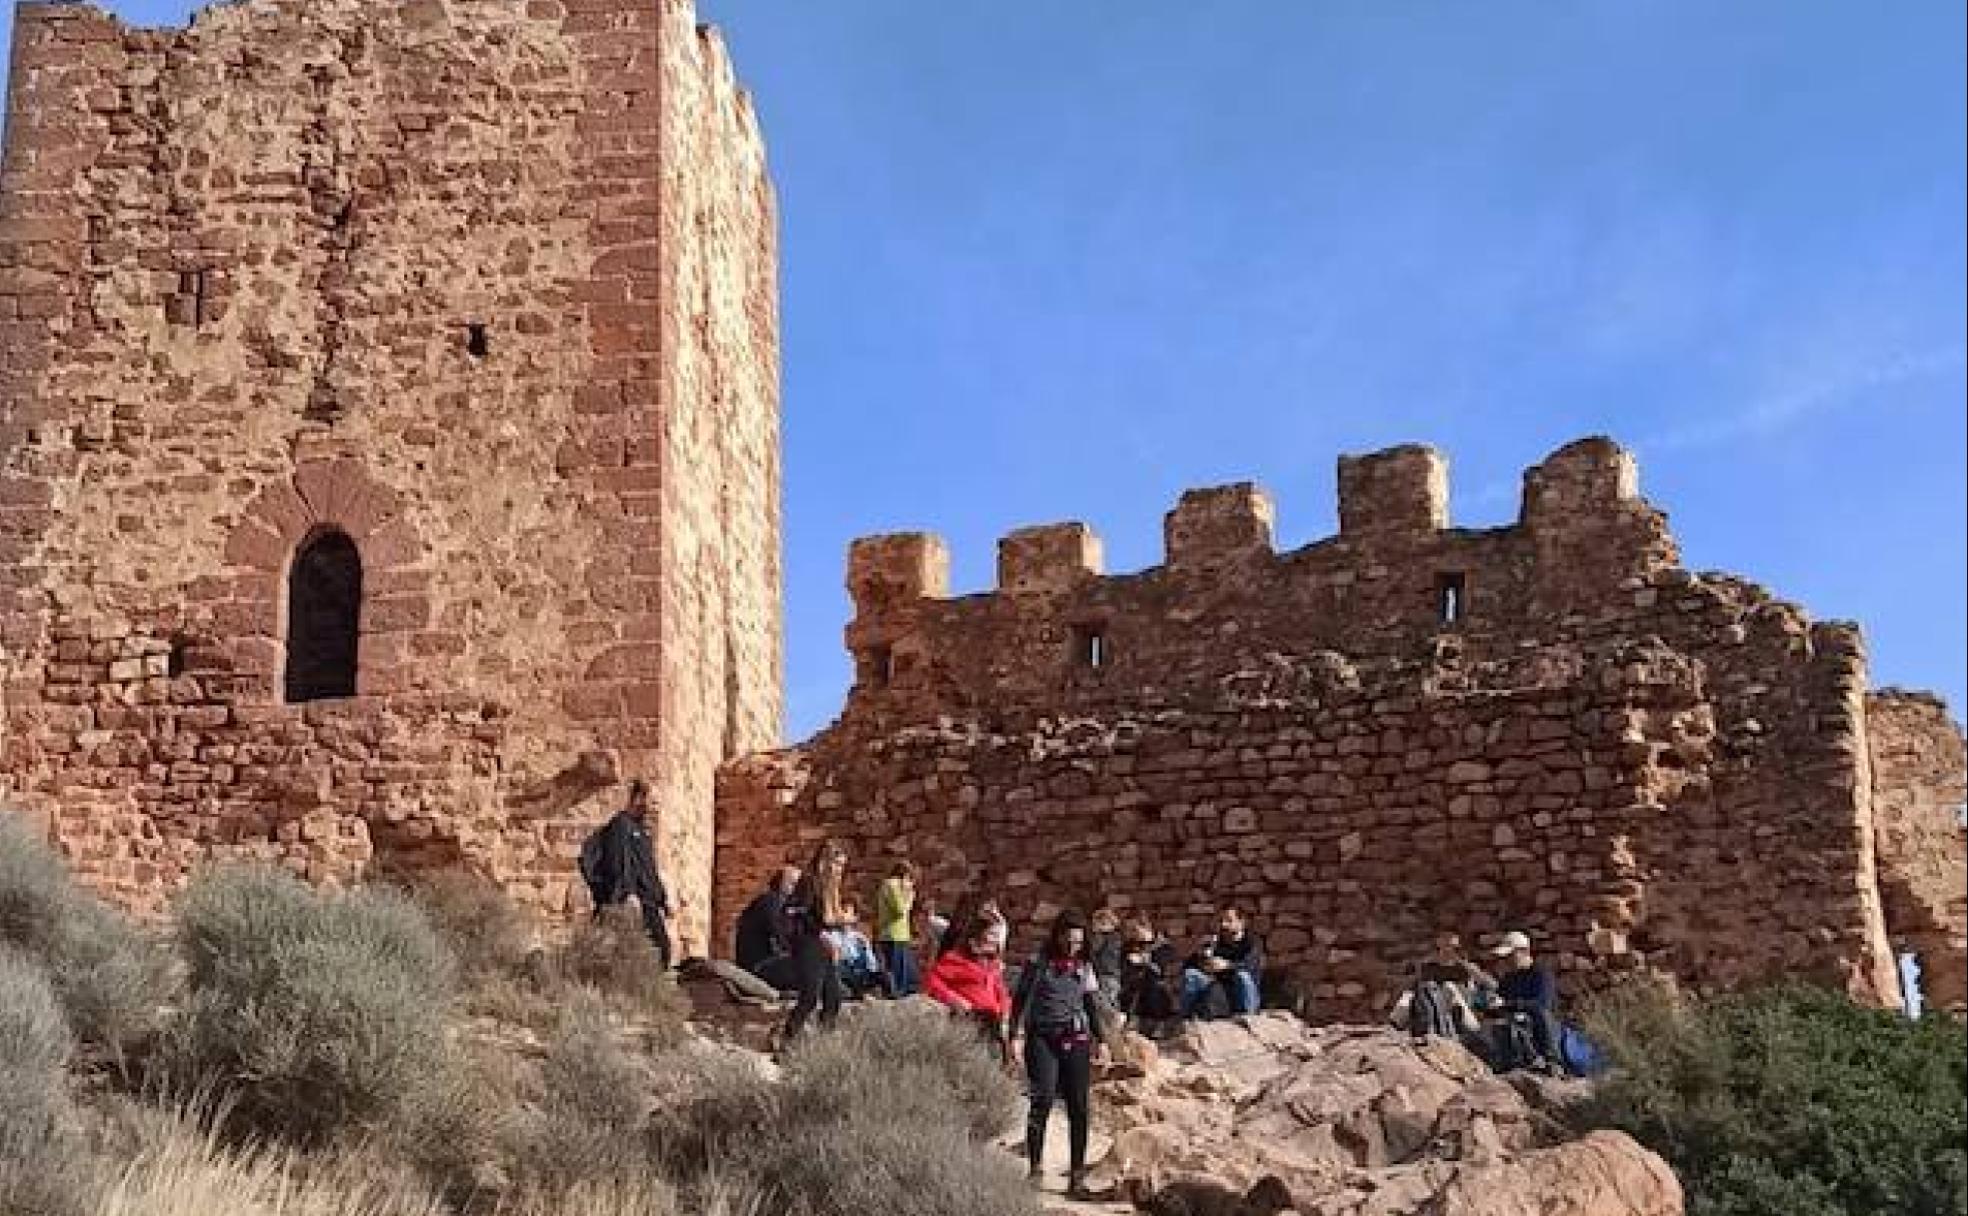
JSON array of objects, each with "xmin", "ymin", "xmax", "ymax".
[
  {"xmin": 223, "ymin": 522, "xmax": 285, "ymax": 571},
  {"xmin": 563, "ymin": 683, "xmax": 625, "ymax": 722}
]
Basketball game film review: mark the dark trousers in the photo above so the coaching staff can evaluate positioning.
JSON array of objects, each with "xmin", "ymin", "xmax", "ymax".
[
  {"xmin": 1024, "ymin": 1032, "xmax": 1092, "ymax": 1176},
  {"xmin": 782, "ymin": 935, "xmax": 843, "ymax": 1042},
  {"xmin": 641, "ymin": 904, "xmax": 673, "ymax": 969},
  {"xmin": 877, "ymin": 940, "xmax": 918, "ymax": 997}
]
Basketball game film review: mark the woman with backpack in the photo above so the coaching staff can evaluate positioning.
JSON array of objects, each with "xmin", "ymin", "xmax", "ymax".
[
  {"xmin": 780, "ymin": 839, "xmax": 849, "ymax": 1045},
  {"xmin": 1010, "ymin": 909, "xmax": 1109, "ymax": 1200}
]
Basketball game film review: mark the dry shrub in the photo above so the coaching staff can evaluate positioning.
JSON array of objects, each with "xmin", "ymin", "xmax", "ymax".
[
  {"xmin": 405, "ymin": 870, "xmax": 535, "ymax": 987},
  {"xmin": 0, "ymin": 947, "xmax": 70, "ymax": 1148},
  {"xmin": 168, "ymin": 866, "xmax": 458, "ymax": 1144},
  {"xmin": 0, "ymin": 812, "xmax": 175, "ymax": 1067},
  {"xmin": 779, "ymin": 1000, "xmax": 1020, "ymax": 1144},
  {"xmin": 0, "ymin": 947, "xmax": 94, "ymax": 1216},
  {"xmin": 741, "ymin": 1113, "xmax": 1039, "ymax": 1216},
  {"xmin": 410, "ymin": 872, "xmax": 685, "ymax": 1043},
  {"xmin": 93, "ymin": 1105, "xmax": 446, "ymax": 1216},
  {"xmin": 506, "ymin": 994, "xmax": 656, "ymax": 1190},
  {"xmin": 554, "ymin": 909, "xmax": 690, "ymax": 1040}
]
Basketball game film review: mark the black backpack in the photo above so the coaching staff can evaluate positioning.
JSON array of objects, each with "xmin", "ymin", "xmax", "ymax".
[
  {"xmin": 578, "ymin": 824, "xmax": 613, "ymax": 908},
  {"xmin": 1406, "ymin": 981, "xmax": 1462, "ymax": 1040}
]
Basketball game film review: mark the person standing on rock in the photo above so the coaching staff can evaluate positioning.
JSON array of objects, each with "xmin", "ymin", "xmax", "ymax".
[
  {"xmin": 780, "ymin": 840, "xmax": 850, "ymax": 1045},
  {"xmin": 1011, "ymin": 909, "xmax": 1109, "ymax": 1201},
  {"xmin": 1181, "ymin": 907, "xmax": 1265, "ymax": 1019},
  {"xmin": 584, "ymin": 779, "xmax": 674, "ymax": 968},
  {"xmin": 874, "ymin": 860, "xmax": 919, "ymax": 997}
]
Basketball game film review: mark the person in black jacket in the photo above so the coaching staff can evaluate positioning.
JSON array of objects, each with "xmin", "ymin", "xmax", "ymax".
[
  {"xmin": 1117, "ymin": 915, "xmax": 1181, "ymax": 1032},
  {"xmin": 1011, "ymin": 909, "xmax": 1109, "ymax": 1201},
  {"xmin": 594, "ymin": 780, "xmax": 673, "ymax": 967},
  {"xmin": 734, "ymin": 865, "xmax": 800, "ymax": 988},
  {"xmin": 1180, "ymin": 907, "xmax": 1264, "ymax": 1019}
]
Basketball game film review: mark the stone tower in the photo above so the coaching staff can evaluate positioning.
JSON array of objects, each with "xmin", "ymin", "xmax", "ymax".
[{"xmin": 0, "ymin": 0, "xmax": 782, "ymax": 949}]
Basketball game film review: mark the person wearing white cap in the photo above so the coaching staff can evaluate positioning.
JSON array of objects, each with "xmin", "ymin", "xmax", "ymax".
[{"xmin": 1487, "ymin": 929, "xmax": 1558, "ymax": 1067}]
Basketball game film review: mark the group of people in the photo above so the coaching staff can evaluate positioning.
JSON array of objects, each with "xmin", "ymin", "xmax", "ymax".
[
  {"xmin": 1387, "ymin": 929, "xmax": 1584, "ymax": 1076},
  {"xmin": 726, "ymin": 841, "xmax": 1275, "ymax": 1199},
  {"xmin": 583, "ymin": 791, "xmax": 1584, "ymax": 1199}
]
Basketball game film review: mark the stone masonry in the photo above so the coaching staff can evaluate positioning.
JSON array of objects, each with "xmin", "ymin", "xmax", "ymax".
[
  {"xmin": 0, "ymin": 0, "xmax": 781, "ymax": 951},
  {"xmin": 1866, "ymin": 690, "xmax": 1967, "ymax": 1013},
  {"xmin": 717, "ymin": 439, "xmax": 1968, "ymax": 1021}
]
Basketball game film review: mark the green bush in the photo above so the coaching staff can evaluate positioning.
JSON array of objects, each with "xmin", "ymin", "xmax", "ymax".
[
  {"xmin": 1576, "ymin": 981, "xmax": 1967, "ymax": 1216},
  {"xmin": 168, "ymin": 866, "xmax": 459, "ymax": 1144},
  {"xmin": 0, "ymin": 813, "xmax": 175, "ymax": 1067}
]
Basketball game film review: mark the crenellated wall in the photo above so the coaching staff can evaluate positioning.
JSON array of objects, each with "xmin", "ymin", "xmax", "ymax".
[
  {"xmin": 0, "ymin": 0, "xmax": 780, "ymax": 947},
  {"xmin": 715, "ymin": 437, "xmax": 1943, "ymax": 1021}
]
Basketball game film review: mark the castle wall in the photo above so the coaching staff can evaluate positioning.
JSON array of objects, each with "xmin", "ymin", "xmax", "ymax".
[
  {"xmin": 0, "ymin": 0, "xmax": 780, "ymax": 942},
  {"xmin": 1867, "ymin": 690, "xmax": 1968, "ymax": 1013},
  {"xmin": 716, "ymin": 439, "xmax": 1911, "ymax": 1020}
]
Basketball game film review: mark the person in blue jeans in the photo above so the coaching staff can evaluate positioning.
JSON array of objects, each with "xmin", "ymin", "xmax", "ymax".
[{"xmin": 1180, "ymin": 907, "xmax": 1265, "ymax": 1019}]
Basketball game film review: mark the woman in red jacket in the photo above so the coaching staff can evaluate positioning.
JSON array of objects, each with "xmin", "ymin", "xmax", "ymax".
[{"xmin": 924, "ymin": 912, "xmax": 1012, "ymax": 1057}]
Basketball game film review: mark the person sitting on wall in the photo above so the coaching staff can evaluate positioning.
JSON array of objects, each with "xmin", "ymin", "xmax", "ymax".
[
  {"xmin": 826, "ymin": 903, "xmax": 889, "ymax": 999},
  {"xmin": 1473, "ymin": 929, "xmax": 1560, "ymax": 1072},
  {"xmin": 1117, "ymin": 915, "xmax": 1182, "ymax": 1036},
  {"xmin": 1387, "ymin": 931, "xmax": 1485, "ymax": 1042},
  {"xmin": 1180, "ymin": 907, "xmax": 1265, "ymax": 1020},
  {"xmin": 579, "ymin": 779, "xmax": 674, "ymax": 968},
  {"xmin": 734, "ymin": 865, "xmax": 800, "ymax": 992}
]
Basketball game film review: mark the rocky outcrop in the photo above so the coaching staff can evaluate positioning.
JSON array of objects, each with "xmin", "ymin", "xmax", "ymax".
[{"xmin": 1094, "ymin": 1014, "xmax": 1679, "ymax": 1216}]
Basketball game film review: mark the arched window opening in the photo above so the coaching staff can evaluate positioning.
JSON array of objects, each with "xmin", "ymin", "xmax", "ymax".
[{"xmin": 285, "ymin": 529, "xmax": 362, "ymax": 703}]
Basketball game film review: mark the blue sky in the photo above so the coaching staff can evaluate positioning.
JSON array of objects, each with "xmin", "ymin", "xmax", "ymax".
[{"xmin": 15, "ymin": 2, "xmax": 1964, "ymax": 739}]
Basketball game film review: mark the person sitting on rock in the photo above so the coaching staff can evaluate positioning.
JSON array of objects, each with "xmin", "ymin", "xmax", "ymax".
[
  {"xmin": 1117, "ymin": 915, "xmax": 1182, "ymax": 1034},
  {"xmin": 825, "ymin": 903, "xmax": 889, "ymax": 999},
  {"xmin": 1476, "ymin": 929, "xmax": 1559, "ymax": 1071},
  {"xmin": 1180, "ymin": 907, "xmax": 1265, "ymax": 1019},
  {"xmin": 734, "ymin": 864, "xmax": 799, "ymax": 991},
  {"xmin": 924, "ymin": 912, "xmax": 1013, "ymax": 1058},
  {"xmin": 1088, "ymin": 908, "xmax": 1125, "ymax": 1008},
  {"xmin": 1388, "ymin": 931, "xmax": 1484, "ymax": 1041}
]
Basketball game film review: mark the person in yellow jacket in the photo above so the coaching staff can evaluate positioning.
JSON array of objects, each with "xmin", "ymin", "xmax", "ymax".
[{"xmin": 873, "ymin": 860, "xmax": 919, "ymax": 997}]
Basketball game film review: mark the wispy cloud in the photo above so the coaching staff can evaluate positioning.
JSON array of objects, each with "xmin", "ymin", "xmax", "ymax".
[{"xmin": 1641, "ymin": 343, "xmax": 1965, "ymax": 455}]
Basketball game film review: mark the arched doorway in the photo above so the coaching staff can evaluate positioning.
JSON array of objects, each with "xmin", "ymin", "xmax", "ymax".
[{"xmin": 285, "ymin": 529, "xmax": 362, "ymax": 702}]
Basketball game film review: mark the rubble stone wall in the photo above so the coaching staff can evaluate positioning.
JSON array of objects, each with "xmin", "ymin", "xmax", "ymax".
[
  {"xmin": 0, "ymin": 0, "xmax": 780, "ymax": 946},
  {"xmin": 1866, "ymin": 690, "xmax": 1968, "ymax": 1013},
  {"xmin": 716, "ymin": 439, "xmax": 1923, "ymax": 1021}
]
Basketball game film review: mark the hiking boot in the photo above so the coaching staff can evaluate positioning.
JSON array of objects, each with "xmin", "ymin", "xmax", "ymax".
[{"xmin": 1066, "ymin": 1171, "xmax": 1094, "ymax": 1201}]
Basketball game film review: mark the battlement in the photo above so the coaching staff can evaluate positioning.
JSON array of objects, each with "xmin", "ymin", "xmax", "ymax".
[
  {"xmin": 845, "ymin": 437, "xmax": 1670, "ymax": 626},
  {"xmin": 997, "ymin": 523, "xmax": 1103, "ymax": 596},
  {"xmin": 1337, "ymin": 444, "xmax": 1448, "ymax": 538}
]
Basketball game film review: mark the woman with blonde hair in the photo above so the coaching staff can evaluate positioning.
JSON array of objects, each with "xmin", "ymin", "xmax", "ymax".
[{"xmin": 780, "ymin": 839, "xmax": 849, "ymax": 1043}]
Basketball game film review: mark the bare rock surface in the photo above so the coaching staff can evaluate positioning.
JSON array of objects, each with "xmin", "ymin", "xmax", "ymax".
[{"xmin": 1075, "ymin": 1013, "xmax": 1678, "ymax": 1216}]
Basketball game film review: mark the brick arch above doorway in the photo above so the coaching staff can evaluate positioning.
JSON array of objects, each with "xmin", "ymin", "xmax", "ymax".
[{"xmin": 217, "ymin": 460, "xmax": 433, "ymax": 700}]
